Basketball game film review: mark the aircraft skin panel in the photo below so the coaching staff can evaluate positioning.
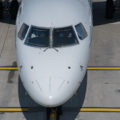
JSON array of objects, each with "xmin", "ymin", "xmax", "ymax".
[
  {"xmin": 17, "ymin": 0, "xmax": 92, "ymax": 27},
  {"xmin": 16, "ymin": 0, "xmax": 92, "ymax": 107}
]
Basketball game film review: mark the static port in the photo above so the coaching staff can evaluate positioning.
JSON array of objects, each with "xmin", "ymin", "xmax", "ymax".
[
  {"xmin": 68, "ymin": 66, "xmax": 71, "ymax": 69},
  {"xmin": 31, "ymin": 66, "xmax": 34, "ymax": 69}
]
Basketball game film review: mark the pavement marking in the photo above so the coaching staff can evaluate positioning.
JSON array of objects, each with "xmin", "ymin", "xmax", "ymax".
[
  {"xmin": 1, "ymin": 67, "xmax": 120, "ymax": 70},
  {"xmin": 87, "ymin": 67, "xmax": 120, "ymax": 70},
  {"xmin": 80, "ymin": 108, "xmax": 120, "ymax": 112},
  {"xmin": 0, "ymin": 108, "xmax": 29, "ymax": 112},
  {"xmin": 1, "ymin": 107, "xmax": 120, "ymax": 112},
  {"xmin": 0, "ymin": 67, "xmax": 18, "ymax": 70}
]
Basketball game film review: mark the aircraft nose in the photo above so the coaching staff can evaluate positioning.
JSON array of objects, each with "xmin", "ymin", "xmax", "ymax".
[{"xmin": 35, "ymin": 76, "xmax": 69, "ymax": 107}]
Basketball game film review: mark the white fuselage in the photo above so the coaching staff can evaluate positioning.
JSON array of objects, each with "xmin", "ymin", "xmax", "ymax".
[{"xmin": 16, "ymin": 0, "xmax": 92, "ymax": 107}]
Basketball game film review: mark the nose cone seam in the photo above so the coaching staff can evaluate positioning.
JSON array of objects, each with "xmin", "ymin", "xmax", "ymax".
[
  {"xmin": 49, "ymin": 77, "xmax": 52, "ymax": 93},
  {"xmin": 35, "ymin": 80, "xmax": 42, "ymax": 91},
  {"xmin": 57, "ymin": 80, "xmax": 66, "ymax": 90},
  {"xmin": 28, "ymin": 76, "xmax": 76, "ymax": 107}
]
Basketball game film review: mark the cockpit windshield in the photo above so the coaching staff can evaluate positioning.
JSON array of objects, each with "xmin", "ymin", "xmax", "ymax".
[
  {"xmin": 24, "ymin": 26, "xmax": 79, "ymax": 48},
  {"xmin": 53, "ymin": 26, "xmax": 78, "ymax": 47},
  {"xmin": 25, "ymin": 27, "xmax": 50, "ymax": 47}
]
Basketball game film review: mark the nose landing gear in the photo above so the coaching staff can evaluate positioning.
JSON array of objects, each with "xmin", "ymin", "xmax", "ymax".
[
  {"xmin": 46, "ymin": 72, "xmax": 87, "ymax": 120},
  {"xmin": 47, "ymin": 108, "xmax": 57, "ymax": 120}
]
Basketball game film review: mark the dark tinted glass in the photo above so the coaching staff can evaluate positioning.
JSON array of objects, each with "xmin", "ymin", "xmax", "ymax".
[
  {"xmin": 18, "ymin": 23, "xmax": 29, "ymax": 40},
  {"xmin": 25, "ymin": 26, "xmax": 50, "ymax": 47},
  {"xmin": 75, "ymin": 23, "xmax": 88, "ymax": 40},
  {"xmin": 53, "ymin": 26, "xmax": 78, "ymax": 47}
]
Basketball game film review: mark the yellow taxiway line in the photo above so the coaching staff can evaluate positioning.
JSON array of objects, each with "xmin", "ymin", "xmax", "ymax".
[
  {"xmin": 0, "ymin": 108, "xmax": 29, "ymax": 112},
  {"xmin": 80, "ymin": 108, "xmax": 120, "ymax": 112},
  {"xmin": 1, "ymin": 67, "xmax": 120, "ymax": 70},
  {"xmin": 0, "ymin": 67, "xmax": 18, "ymax": 70},
  {"xmin": 1, "ymin": 108, "xmax": 120, "ymax": 112},
  {"xmin": 87, "ymin": 67, "xmax": 120, "ymax": 70}
]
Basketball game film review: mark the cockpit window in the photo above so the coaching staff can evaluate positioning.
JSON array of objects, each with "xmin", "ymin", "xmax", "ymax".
[
  {"xmin": 18, "ymin": 23, "xmax": 29, "ymax": 40},
  {"xmin": 75, "ymin": 23, "xmax": 88, "ymax": 40},
  {"xmin": 53, "ymin": 26, "xmax": 78, "ymax": 47},
  {"xmin": 25, "ymin": 26, "xmax": 50, "ymax": 47},
  {"xmin": 25, "ymin": 26, "xmax": 79, "ymax": 48}
]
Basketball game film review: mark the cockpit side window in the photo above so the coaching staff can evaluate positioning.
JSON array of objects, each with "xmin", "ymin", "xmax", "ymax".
[
  {"xmin": 53, "ymin": 26, "xmax": 79, "ymax": 47},
  {"xmin": 25, "ymin": 26, "xmax": 50, "ymax": 47},
  {"xmin": 18, "ymin": 23, "xmax": 29, "ymax": 40},
  {"xmin": 75, "ymin": 23, "xmax": 88, "ymax": 40}
]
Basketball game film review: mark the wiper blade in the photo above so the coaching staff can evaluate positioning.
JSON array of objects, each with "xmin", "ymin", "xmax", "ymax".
[{"xmin": 43, "ymin": 47, "xmax": 59, "ymax": 52}]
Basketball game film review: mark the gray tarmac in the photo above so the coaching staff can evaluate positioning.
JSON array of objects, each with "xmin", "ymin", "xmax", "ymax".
[{"xmin": 1, "ymin": 0, "xmax": 120, "ymax": 119}]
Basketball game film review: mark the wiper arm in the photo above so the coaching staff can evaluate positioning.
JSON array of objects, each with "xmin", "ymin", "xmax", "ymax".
[
  {"xmin": 43, "ymin": 47, "xmax": 59, "ymax": 52},
  {"xmin": 53, "ymin": 47, "xmax": 59, "ymax": 52},
  {"xmin": 43, "ymin": 47, "xmax": 50, "ymax": 52}
]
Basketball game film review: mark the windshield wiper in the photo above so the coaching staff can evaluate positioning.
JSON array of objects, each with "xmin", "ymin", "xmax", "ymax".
[
  {"xmin": 43, "ymin": 47, "xmax": 59, "ymax": 52},
  {"xmin": 53, "ymin": 47, "xmax": 59, "ymax": 52},
  {"xmin": 43, "ymin": 47, "xmax": 50, "ymax": 52}
]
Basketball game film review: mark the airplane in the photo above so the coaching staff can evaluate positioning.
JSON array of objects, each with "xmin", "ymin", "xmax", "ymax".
[{"xmin": 16, "ymin": 0, "xmax": 93, "ymax": 109}]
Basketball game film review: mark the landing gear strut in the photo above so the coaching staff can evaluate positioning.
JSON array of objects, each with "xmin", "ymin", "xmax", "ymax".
[{"xmin": 47, "ymin": 108, "xmax": 57, "ymax": 120}]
